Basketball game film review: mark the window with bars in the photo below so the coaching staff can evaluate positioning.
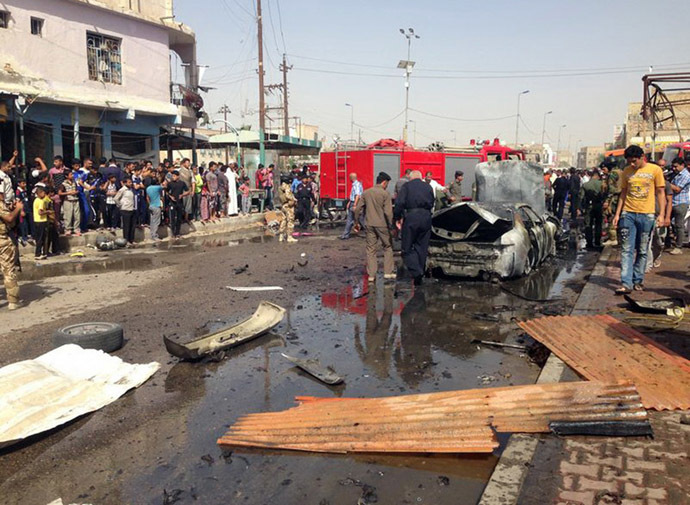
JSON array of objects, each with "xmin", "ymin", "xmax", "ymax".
[
  {"xmin": 0, "ymin": 11, "xmax": 9, "ymax": 29},
  {"xmin": 86, "ymin": 32, "xmax": 122, "ymax": 85},
  {"xmin": 31, "ymin": 17, "xmax": 43, "ymax": 36}
]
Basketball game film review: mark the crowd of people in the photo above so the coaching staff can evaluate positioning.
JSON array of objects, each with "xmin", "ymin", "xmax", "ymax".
[
  {"xmin": 544, "ymin": 147, "xmax": 690, "ymax": 293},
  {"xmin": 0, "ymin": 153, "xmax": 322, "ymax": 260}
]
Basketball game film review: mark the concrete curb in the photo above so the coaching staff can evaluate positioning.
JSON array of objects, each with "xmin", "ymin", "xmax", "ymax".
[
  {"xmin": 30, "ymin": 213, "xmax": 266, "ymax": 253},
  {"xmin": 478, "ymin": 246, "xmax": 615, "ymax": 505}
]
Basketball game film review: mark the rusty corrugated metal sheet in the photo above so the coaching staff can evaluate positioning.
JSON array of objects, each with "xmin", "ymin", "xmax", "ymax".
[
  {"xmin": 518, "ymin": 314, "xmax": 690, "ymax": 410},
  {"xmin": 217, "ymin": 381, "xmax": 646, "ymax": 454}
]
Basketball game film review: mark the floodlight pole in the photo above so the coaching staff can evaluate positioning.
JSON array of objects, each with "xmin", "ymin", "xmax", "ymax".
[
  {"xmin": 400, "ymin": 28, "xmax": 419, "ymax": 143},
  {"xmin": 515, "ymin": 89, "xmax": 530, "ymax": 146},
  {"xmin": 541, "ymin": 110, "xmax": 552, "ymax": 146}
]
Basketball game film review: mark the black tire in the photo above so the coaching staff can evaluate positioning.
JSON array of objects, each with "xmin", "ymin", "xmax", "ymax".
[{"xmin": 53, "ymin": 322, "xmax": 124, "ymax": 352}]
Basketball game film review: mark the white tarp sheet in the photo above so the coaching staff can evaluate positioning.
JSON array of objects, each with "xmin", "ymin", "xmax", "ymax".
[{"xmin": 0, "ymin": 344, "xmax": 159, "ymax": 449}]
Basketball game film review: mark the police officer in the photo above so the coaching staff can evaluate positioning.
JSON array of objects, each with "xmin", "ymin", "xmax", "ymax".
[
  {"xmin": 295, "ymin": 174, "xmax": 316, "ymax": 229},
  {"xmin": 0, "ymin": 189, "xmax": 23, "ymax": 310},
  {"xmin": 602, "ymin": 156, "xmax": 621, "ymax": 245},
  {"xmin": 278, "ymin": 174, "xmax": 297, "ymax": 243},
  {"xmin": 393, "ymin": 170, "xmax": 435, "ymax": 285},
  {"xmin": 579, "ymin": 170, "xmax": 605, "ymax": 248}
]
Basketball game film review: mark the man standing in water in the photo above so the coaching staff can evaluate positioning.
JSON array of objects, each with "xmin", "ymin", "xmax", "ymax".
[{"xmin": 394, "ymin": 170, "xmax": 434, "ymax": 285}]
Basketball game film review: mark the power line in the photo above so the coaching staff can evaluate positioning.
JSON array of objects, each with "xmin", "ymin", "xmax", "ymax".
[
  {"xmin": 275, "ymin": 0, "xmax": 288, "ymax": 54},
  {"xmin": 292, "ymin": 66, "xmax": 690, "ymax": 80},
  {"xmin": 287, "ymin": 54, "xmax": 690, "ymax": 76},
  {"xmin": 409, "ymin": 108, "xmax": 516, "ymax": 122},
  {"xmin": 353, "ymin": 110, "xmax": 405, "ymax": 129}
]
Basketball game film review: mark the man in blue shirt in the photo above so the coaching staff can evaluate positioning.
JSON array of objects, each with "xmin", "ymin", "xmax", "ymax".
[
  {"xmin": 146, "ymin": 177, "xmax": 164, "ymax": 241},
  {"xmin": 669, "ymin": 157, "xmax": 690, "ymax": 254},
  {"xmin": 340, "ymin": 172, "xmax": 364, "ymax": 239}
]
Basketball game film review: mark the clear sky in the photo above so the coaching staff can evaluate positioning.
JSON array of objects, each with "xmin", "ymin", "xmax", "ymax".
[{"xmin": 174, "ymin": 0, "xmax": 690, "ymax": 152}]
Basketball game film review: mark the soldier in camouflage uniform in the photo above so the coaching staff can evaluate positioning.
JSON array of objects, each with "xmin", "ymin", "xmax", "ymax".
[
  {"xmin": 278, "ymin": 175, "xmax": 297, "ymax": 243},
  {"xmin": 0, "ymin": 191, "xmax": 23, "ymax": 310},
  {"xmin": 602, "ymin": 157, "xmax": 622, "ymax": 244},
  {"xmin": 579, "ymin": 170, "xmax": 605, "ymax": 248}
]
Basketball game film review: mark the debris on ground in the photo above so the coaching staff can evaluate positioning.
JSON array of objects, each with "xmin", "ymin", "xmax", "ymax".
[
  {"xmin": 281, "ymin": 353, "xmax": 344, "ymax": 385},
  {"xmin": 225, "ymin": 286, "xmax": 284, "ymax": 292},
  {"xmin": 518, "ymin": 314, "xmax": 690, "ymax": 410},
  {"xmin": 338, "ymin": 478, "xmax": 378, "ymax": 504},
  {"xmin": 471, "ymin": 339, "xmax": 527, "ymax": 351},
  {"xmin": 164, "ymin": 302, "xmax": 285, "ymax": 360},
  {"xmin": 297, "ymin": 253, "xmax": 308, "ymax": 267},
  {"xmin": 69, "ymin": 251, "xmax": 85, "ymax": 258},
  {"xmin": 549, "ymin": 420, "xmax": 653, "ymax": 437},
  {"xmin": 0, "ymin": 344, "xmax": 159, "ymax": 449},
  {"xmin": 233, "ymin": 264, "xmax": 249, "ymax": 275},
  {"xmin": 623, "ymin": 294, "xmax": 686, "ymax": 315},
  {"xmin": 217, "ymin": 381, "xmax": 648, "ymax": 454},
  {"xmin": 472, "ymin": 313, "xmax": 500, "ymax": 322}
]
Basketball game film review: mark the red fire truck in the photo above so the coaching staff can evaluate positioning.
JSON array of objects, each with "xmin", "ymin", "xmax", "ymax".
[
  {"xmin": 662, "ymin": 141, "xmax": 690, "ymax": 165},
  {"xmin": 318, "ymin": 139, "xmax": 524, "ymax": 213}
]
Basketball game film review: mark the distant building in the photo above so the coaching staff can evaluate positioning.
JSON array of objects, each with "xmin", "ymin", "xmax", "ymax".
[
  {"xmin": 555, "ymin": 150, "xmax": 573, "ymax": 168},
  {"xmin": 626, "ymin": 94, "xmax": 690, "ymax": 149},
  {"xmin": 0, "ymin": 0, "xmax": 199, "ymax": 163},
  {"xmin": 577, "ymin": 146, "xmax": 606, "ymax": 169}
]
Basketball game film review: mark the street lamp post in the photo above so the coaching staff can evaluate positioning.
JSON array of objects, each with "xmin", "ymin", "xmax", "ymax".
[
  {"xmin": 399, "ymin": 28, "xmax": 420, "ymax": 143},
  {"xmin": 345, "ymin": 103, "xmax": 354, "ymax": 143},
  {"xmin": 556, "ymin": 124, "xmax": 567, "ymax": 153},
  {"xmin": 514, "ymin": 89, "xmax": 530, "ymax": 146},
  {"xmin": 541, "ymin": 110, "xmax": 553, "ymax": 146},
  {"xmin": 212, "ymin": 119, "xmax": 242, "ymax": 167}
]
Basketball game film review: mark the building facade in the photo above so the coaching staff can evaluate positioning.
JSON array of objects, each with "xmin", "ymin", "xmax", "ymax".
[
  {"xmin": 0, "ymin": 0, "xmax": 199, "ymax": 164},
  {"xmin": 577, "ymin": 146, "xmax": 605, "ymax": 169}
]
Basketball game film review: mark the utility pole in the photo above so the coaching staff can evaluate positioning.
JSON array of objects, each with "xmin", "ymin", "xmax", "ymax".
[
  {"xmin": 218, "ymin": 104, "xmax": 231, "ymax": 163},
  {"xmin": 280, "ymin": 54, "xmax": 291, "ymax": 136},
  {"xmin": 218, "ymin": 105, "xmax": 231, "ymax": 132},
  {"xmin": 256, "ymin": 0, "xmax": 266, "ymax": 165}
]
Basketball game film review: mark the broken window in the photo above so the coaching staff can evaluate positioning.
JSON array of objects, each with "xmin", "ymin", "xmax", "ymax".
[
  {"xmin": 30, "ymin": 17, "xmax": 43, "ymax": 36},
  {"xmin": 87, "ymin": 32, "xmax": 122, "ymax": 85},
  {"xmin": 0, "ymin": 11, "xmax": 9, "ymax": 29}
]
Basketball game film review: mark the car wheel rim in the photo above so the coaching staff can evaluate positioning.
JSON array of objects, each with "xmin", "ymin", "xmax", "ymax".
[{"xmin": 65, "ymin": 323, "xmax": 113, "ymax": 336}]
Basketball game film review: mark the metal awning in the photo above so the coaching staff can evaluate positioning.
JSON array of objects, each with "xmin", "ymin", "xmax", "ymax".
[
  {"xmin": 159, "ymin": 126, "xmax": 210, "ymax": 150},
  {"xmin": 209, "ymin": 131, "xmax": 321, "ymax": 154}
]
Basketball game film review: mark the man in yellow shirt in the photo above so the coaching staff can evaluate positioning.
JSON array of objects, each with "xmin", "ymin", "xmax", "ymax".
[{"xmin": 612, "ymin": 145, "xmax": 665, "ymax": 294}]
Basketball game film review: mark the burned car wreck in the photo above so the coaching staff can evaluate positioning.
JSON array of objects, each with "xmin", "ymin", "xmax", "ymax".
[{"xmin": 427, "ymin": 161, "xmax": 561, "ymax": 279}]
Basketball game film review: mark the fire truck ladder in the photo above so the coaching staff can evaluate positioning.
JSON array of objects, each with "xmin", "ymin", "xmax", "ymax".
[{"xmin": 335, "ymin": 149, "xmax": 349, "ymax": 200}]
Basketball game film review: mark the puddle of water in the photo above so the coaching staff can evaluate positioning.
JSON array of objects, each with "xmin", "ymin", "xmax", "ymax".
[
  {"xmin": 20, "ymin": 256, "xmax": 158, "ymax": 281},
  {"xmin": 122, "ymin": 252, "xmax": 595, "ymax": 505}
]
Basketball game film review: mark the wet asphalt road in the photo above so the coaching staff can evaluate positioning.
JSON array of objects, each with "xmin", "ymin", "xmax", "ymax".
[{"xmin": 0, "ymin": 228, "xmax": 598, "ymax": 505}]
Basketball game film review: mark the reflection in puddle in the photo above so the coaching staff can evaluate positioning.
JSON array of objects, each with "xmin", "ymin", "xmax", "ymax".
[
  {"xmin": 123, "ymin": 250, "xmax": 596, "ymax": 505},
  {"xmin": 20, "ymin": 256, "xmax": 157, "ymax": 281}
]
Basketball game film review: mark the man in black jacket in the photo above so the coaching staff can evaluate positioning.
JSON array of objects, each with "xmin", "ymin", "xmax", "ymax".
[{"xmin": 393, "ymin": 170, "xmax": 434, "ymax": 285}]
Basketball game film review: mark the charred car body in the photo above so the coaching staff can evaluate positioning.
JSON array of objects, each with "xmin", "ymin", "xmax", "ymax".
[{"xmin": 427, "ymin": 161, "xmax": 561, "ymax": 279}]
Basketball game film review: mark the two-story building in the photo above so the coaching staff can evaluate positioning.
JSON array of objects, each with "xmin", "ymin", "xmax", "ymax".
[{"xmin": 0, "ymin": 0, "xmax": 200, "ymax": 164}]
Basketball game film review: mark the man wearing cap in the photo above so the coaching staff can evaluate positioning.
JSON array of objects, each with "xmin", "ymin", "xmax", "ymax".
[
  {"xmin": 447, "ymin": 171, "xmax": 464, "ymax": 204},
  {"xmin": 355, "ymin": 172, "xmax": 395, "ymax": 282},
  {"xmin": 0, "ymin": 189, "xmax": 23, "ymax": 309},
  {"xmin": 394, "ymin": 170, "xmax": 435, "ymax": 285}
]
